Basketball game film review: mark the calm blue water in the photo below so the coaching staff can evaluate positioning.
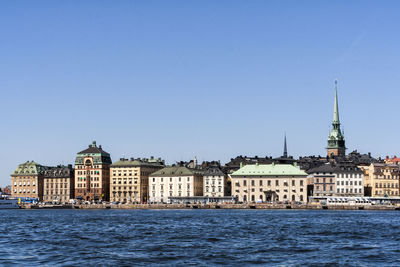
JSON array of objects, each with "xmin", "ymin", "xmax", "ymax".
[{"xmin": 0, "ymin": 209, "xmax": 399, "ymax": 266}]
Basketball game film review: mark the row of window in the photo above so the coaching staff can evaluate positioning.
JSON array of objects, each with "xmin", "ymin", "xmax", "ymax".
[
  {"xmin": 337, "ymin": 188, "xmax": 362, "ymax": 194},
  {"xmin": 112, "ymin": 186, "xmax": 138, "ymax": 191},
  {"xmin": 14, "ymin": 189, "xmax": 36, "ymax": 193},
  {"xmin": 152, "ymin": 177, "xmax": 191, "ymax": 183},
  {"xmin": 14, "ymin": 182, "xmax": 36, "ymax": 186},
  {"xmin": 236, "ymin": 180, "xmax": 304, "ymax": 187},
  {"xmin": 112, "ymin": 179, "xmax": 138, "ymax": 185},
  {"xmin": 375, "ymin": 183, "xmax": 399, "ymax": 188},
  {"xmin": 45, "ymin": 190, "xmax": 69, "ymax": 195},
  {"xmin": 375, "ymin": 175, "xmax": 399, "ymax": 179},
  {"xmin": 337, "ymin": 180, "xmax": 363, "ymax": 186},
  {"xmin": 205, "ymin": 186, "xmax": 222, "ymax": 193},
  {"xmin": 46, "ymin": 183, "xmax": 69, "ymax": 189},
  {"xmin": 239, "ymin": 194, "xmax": 304, "ymax": 202}
]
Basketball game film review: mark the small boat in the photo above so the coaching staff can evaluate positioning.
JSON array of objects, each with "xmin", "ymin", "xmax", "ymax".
[{"xmin": 0, "ymin": 193, "xmax": 20, "ymax": 209}]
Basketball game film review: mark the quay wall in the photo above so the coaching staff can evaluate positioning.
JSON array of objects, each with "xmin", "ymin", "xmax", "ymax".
[{"xmin": 68, "ymin": 203, "xmax": 400, "ymax": 210}]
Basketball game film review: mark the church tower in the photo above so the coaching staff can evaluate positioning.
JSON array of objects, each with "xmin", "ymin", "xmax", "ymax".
[{"xmin": 327, "ymin": 80, "xmax": 346, "ymax": 157}]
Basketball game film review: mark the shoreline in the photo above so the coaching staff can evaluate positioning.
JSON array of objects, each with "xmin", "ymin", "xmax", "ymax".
[{"xmin": 19, "ymin": 203, "xmax": 400, "ymax": 211}]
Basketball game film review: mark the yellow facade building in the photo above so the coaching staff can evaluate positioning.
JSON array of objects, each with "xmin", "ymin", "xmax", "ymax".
[
  {"xmin": 110, "ymin": 157, "xmax": 164, "ymax": 203},
  {"xmin": 361, "ymin": 163, "xmax": 399, "ymax": 197}
]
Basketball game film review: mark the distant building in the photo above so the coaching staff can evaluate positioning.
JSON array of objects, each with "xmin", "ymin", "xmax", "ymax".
[
  {"xmin": 335, "ymin": 163, "xmax": 364, "ymax": 197},
  {"xmin": 385, "ymin": 156, "xmax": 400, "ymax": 165},
  {"xmin": 11, "ymin": 161, "xmax": 50, "ymax": 201},
  {"xmin": 307, "ymin": 164, "xmax": 336, "ymax": 197},
  {"xmin": 327, "ymin": 80, "xmax": 346, "ymax": 157},
  {"xmin": 230, "ymin": 163, "xmax": 307, "ymax": 203},
  {"xmin": 361, "ymin": 163, "xmax": 399, "ymax": 197},
  {"xmin": 110, "ymin": 157, "xmax": 164, "ymax": 203},
  {"xmin": 74, "ymin": 141, "xmax": 112, "ymax": 202},
  {"xmin": 224, "ymin": 156, "xmax": 273, "ymax": 174},
  {"xmin": 2, "ymin": 186, "xmax": 11, "ymax": 195},
  {"xmin": 273, "ymin": 134, "xmax": 296, "ymax": 165},
  {"xmin": 203, "ymin": 167, "xmax": 227, "ymax": 198},
  {"xmin": 149, "ymin": 166, "xmax": 204, "ymax": 203},
  {"xmin": 43, "ymin": 165, "xmax": 74, "ymax": 203}
]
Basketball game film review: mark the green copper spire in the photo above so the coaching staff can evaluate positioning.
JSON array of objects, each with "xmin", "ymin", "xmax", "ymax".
[
  {"xmin": 327, "ymin": 79, "xmax": 346, "ymax": 157},
  {"xmin": 333, "ymin": 79, "xmax": 339, "ymax": 123}
]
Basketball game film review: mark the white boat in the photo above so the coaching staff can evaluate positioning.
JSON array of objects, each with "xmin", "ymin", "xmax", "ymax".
[{"xmin": 0, "ymin": 193, "xmax": 19, "ymax": 209}]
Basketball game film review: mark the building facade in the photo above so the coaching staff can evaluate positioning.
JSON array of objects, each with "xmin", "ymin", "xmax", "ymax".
[
  {"xmin": 307, "ymin": 164, "xmax": 336, "ymax": 197},
  {"xmin": 149, "ymin": 166, "xmax": 204, "ymax": 203},
  {"xmin": 327, "ymin": 80, "xmax": 346, "ymax": 157},
  {"xmin": 43, "ymin": 165, "xmax": 74, "ymax": 203},
  {"xmin": 230, "ymin": 163, "xmax": 307, "ymax": 203},
  {"xmin": 11, "ymin": 161, "xmax": 49, "ymax": 201},
  {"xmin": 74, "ymin": 141, "xmax": 112, "ymax": 202},
  {"xmin": 203, "ymin": 167, "xmax": 227, "ymax": 197},
  {"xmin": 362, "ymin": 163, "xmax": 399, "ymax": 197},
  {"xmin": 335, "ymin": 163, "xmax": 364, "ymax": 197},
  {"xmin": 110, "ymin": 157, "xmax": 164, "ymax": 203}
]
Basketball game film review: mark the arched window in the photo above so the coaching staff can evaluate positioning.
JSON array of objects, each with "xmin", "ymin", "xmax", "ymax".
[
  {"xmin": 243, "ymin": 195, "xmax": 247, "ymax": 202},
  {"xmin": 259, "ymin": 195, "xmax": 263, "ymax": 202},
  {"xmin": 292, "ymin": 195, "xmax": 295, "ymax": 201},
  {"xmin": 300, "ymin": 195, "xmax": 303, "ymax": 202},
  {"xmin": 283, "ymin": 195, "xmax": 287, "ymax": 199}
]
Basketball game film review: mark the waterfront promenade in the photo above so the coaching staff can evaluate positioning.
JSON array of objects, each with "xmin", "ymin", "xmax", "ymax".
[{"xmin": 20, "ymin": 203, "xmax": 400, "ymax": 211}]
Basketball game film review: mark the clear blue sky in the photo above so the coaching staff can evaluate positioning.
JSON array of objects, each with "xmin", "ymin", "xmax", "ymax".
[{"xmin": 1, "ymin": 1, "xmax": 400, "ymax": 186}]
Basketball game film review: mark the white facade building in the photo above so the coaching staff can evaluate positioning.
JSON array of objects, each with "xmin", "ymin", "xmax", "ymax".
[
  {"xmin": 203, "ymin": 167, "xmax": 226, "ymax": 197},
  {"xmin": 149, "ymin": 166, "xmax": 203, "ymax": 203},
  {"xmin": 335, "ymin": 164, "xmax": 364, "ymax": 197}
]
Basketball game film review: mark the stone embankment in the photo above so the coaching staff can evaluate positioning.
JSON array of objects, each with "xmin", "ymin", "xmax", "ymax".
[
  {"xmin": 69, "ymin": 203, "xmax": 400, "ymax": 210},
  {"xmin": 19, "ymin": 203, "xmax": 400, "ymax": 210}
]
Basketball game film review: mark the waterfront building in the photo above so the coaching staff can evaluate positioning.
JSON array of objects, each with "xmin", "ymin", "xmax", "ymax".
[
  {"xmin": 230, "ymin": 163, "xmax": 307, "ymax": 203},
  {"xmin": 361, "ymin": 163, "xmax": 399, "ymax": 197},
  {"xmin": 307, "ymin": 164, "xmax": 336, "ymax": 197},
  {"xmin": 74, "ymin": 141, "xmax": 112, "ymax": 202},
  {"xmin": 43, "ymin": 165, "xmax": 74, "ymax": 203},
  {"xmin": 11, "ymin": 161, "xmax": 49, "ymax": 201},
  {"xmin": 149, "ymin": 166, "xmax": 204, "ymax": 203},
  {"xmin": 335, "ymin": 163, "xmax": 364, "ymax": 197},
  {"xmin": 110, "ymin": 157, "xmax": 164, "ymax": 203},
  {"xmin": 203, "ymin": 167, "xmax": 227, "ymax": 198},
  {"xmin": 327, "ymin": 80, "xmax": 346, "ymax": 157}
]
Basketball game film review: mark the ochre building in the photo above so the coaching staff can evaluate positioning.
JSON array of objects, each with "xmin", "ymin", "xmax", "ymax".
[
  {"xmin": 74, "ymin": 141, "xmax": 112, "ymax": 202},
  {"xmin": 110, "ymin": 157, "xmax": 164, "ymax": 203},
  {"xmin": 11, "ymin": 161, "xmax": 49, "ymax": 201},
  {"xmin": 361, "ymin": 163, "xmax": 399, "ymax": 197},
  {"xmin": 43, "ymin": 165, "xmax": 74, "ymax": 203}
]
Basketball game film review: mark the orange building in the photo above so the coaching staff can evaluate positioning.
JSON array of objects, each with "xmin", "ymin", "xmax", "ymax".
[{"xmin": 74, "ymin": 141, "xmax": 112, "ymax": 202}]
